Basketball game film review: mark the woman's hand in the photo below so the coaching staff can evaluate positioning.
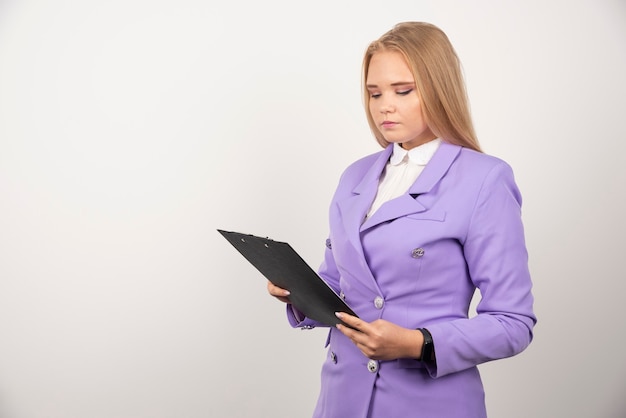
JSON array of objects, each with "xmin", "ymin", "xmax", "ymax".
[
  {"xmin": 267, "ymin": 281, "xmax": 291, "ymax": 304},
  {"xmin": 335, "ymin": 312, "xmax": 424, "ymax": 361}
]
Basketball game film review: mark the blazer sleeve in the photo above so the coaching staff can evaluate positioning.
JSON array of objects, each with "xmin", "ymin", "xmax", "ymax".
[{"xmin": 425, "ymin": 161, "xmax": 537, "ymax": 378}]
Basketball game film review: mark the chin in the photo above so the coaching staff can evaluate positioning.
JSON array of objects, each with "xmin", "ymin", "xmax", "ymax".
[{"xmin": 383, "ymin": 137, "xmax": 405, "ymax": 144}]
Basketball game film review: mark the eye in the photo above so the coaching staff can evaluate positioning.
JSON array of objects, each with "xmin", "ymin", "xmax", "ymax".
[
  {"xmin": 397, "ymin": 89, "xmax": 413, "ymax": 96},
  {"xmin": 370, "ymin": 92, "xmax": 381, "ymax": 99}
]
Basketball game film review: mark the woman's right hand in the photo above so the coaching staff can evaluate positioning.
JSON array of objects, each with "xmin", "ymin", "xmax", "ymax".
[{"xmin": 267, "ymin": 281, "xmax": 291, "ymax": 304}]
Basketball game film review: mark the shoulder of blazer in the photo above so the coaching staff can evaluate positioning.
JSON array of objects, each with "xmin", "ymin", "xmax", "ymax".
[
  {"xmin": 338, "ymin": 146, "xmax": 391, "ymax": 186},
  {"xmin": 453, "ymin": 147, "xmax": 516, "ymax": 180},
  {"xmin": 457, "ymin": 146, "xmax": 509, "ymax": 168}
]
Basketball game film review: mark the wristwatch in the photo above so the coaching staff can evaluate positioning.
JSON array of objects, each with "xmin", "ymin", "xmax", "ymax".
[{"xmin": 418, "ymin": 328, "xmax": 435, "ymax": 363}]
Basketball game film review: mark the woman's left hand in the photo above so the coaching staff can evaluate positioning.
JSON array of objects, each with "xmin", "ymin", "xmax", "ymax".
[{"xmin": 335, "ymin": 312, "xmax": 423, "ymax": 361}]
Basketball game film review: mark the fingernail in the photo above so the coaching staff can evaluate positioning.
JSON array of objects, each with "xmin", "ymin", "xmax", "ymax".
[
  {"xmin": 335, "ymin": 312, "xmax": 343, "ymax": 319},
  {"xmin": 284, "ymin": 290, "xmax": 290, "ymax": 296}
]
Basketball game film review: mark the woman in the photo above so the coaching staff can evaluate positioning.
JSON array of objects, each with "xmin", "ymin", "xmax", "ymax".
[{"xmin": 268, "ymin": 22, "xmax": 536, "ymax": 418}]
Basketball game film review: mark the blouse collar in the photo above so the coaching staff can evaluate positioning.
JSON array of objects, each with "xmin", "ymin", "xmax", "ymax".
[{"xmin": 389, "ymin": 138, "xmax": 442, "ymax": 166}]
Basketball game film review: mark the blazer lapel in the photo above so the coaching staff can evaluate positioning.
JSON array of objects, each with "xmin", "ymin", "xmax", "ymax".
[
  {"xmin": 336, "ymin": 146, "xmax": 393, "ymax": 257},
  {"xmin": 407, "ymin": 141, "xmax": 461, "ymax": 195},
  {"xmin": 361, "ymin": 141, "xmax": 462, "ymax": 232}
]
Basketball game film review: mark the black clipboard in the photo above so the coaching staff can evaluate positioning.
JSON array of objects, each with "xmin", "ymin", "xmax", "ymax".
[{"xmin": 217, "ymin": 229, "xmax": 358, "ymax": 327}]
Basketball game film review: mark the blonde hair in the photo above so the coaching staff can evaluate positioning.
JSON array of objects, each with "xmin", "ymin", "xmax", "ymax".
[{"xmin": 362, "ymin": 22, "xmax": 481, "ymax": 152}]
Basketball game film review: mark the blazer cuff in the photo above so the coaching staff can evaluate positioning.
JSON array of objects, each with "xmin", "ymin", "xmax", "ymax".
[{"xmin": 286, "ymin": 304, "xmax": 318, "ymax": 328}]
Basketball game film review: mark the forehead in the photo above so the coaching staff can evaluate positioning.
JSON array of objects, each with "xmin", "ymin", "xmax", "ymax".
[{"xmin": 366, "ymin": 50, "xmax": 414, "ymax": 84}]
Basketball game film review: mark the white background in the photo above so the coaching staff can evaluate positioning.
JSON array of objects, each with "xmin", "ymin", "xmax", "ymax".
[{"xmin": 1, "ymin": 1, "xmax": 625, "ymax": 417}]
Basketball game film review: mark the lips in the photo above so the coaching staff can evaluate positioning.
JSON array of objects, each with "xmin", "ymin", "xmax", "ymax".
[{"xmin": 381, "ymin": 121, "xmax": 398, "ymax": 128}]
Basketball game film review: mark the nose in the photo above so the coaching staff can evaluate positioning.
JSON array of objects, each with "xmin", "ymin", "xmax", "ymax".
[{"xmin": 379, "ymin": 98, "xmax": 395, "ymax": 115}]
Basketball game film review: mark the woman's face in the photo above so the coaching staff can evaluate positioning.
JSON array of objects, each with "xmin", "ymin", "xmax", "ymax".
[{"xmin": 366, "ymin": 50, "xmax": 436, "ymax": 150}]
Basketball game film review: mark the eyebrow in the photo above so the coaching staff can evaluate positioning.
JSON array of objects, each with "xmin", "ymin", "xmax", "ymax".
[{"xmin": 366, "ymin": 81, "xmax": 415, "ymax": 89}]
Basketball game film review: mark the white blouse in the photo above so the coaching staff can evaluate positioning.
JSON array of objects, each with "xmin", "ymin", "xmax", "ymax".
[{"xmin": 366, "ymin": 138, "xmax": 442, "ymax": 219}]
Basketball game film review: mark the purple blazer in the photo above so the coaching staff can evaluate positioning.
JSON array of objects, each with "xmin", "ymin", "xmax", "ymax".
[{"xmin": 288, "ymin": 142, "xmax": 536, "ymax": 418}]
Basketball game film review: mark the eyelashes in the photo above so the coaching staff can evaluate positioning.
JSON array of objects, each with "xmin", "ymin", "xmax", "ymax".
[{"xmin": 369, "ymin": 89, "xmax": 414, "ymax": 99}]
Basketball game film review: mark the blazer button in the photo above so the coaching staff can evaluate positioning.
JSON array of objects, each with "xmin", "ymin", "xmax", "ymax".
[
  {"xmin": 411, "ymin": 248, "xmax": 425, "ymax": 258},
  {"xmin": 367, "ymin": 359, "xmax": 378, "ymax": 373},
  {"xmin": 325, "ymin": 238, "xmax": 332, "ymax": 249},
  {"xmin": 339, "ymin": 290, "xmax": 346, "ymax": 300},
  {"xmin": 330, "ymin": 351, "xmax": 337, "ymax": 364},
  {"xmin": 374, "ymin": 296, "xmax": 384, "ymax": 309}
]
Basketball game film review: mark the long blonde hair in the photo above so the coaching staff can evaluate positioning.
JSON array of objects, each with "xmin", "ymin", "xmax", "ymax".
[{"xmin": 363, "ymin": 22, "xmax": 481, "ymax": 152}]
